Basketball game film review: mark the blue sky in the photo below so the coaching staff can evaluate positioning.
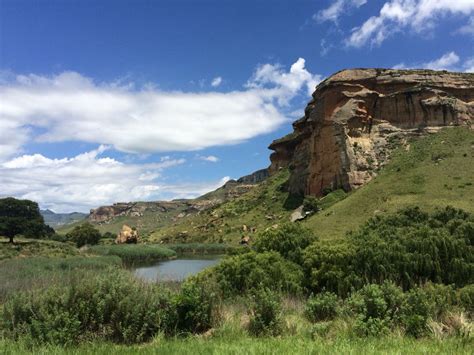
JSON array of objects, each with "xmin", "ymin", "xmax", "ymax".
[{"xmin": 1, "ymin": 0, "xmax": 473, "ymax": 212}]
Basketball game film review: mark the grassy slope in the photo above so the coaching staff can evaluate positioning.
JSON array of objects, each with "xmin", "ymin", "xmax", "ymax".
[
  {"xmin": 148, "ymin": 170, "xmax": 295, "ymax": 244},
  {"xmin": 304, "ymin": 127, "xmax": 474, "ymax": 240}
]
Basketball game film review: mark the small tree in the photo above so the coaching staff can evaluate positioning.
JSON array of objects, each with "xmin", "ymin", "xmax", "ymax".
[
  {"xmin": 66, "ymin": 223, "xmax": 101, "ymax": 247},
  {"xmin": 0, "ymin": 197, "xmax": 54, "ymax": 243}
]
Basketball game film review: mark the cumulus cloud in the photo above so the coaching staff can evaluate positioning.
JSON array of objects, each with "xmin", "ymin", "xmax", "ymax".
[
  {"xmin": 246, "ymin": 58, "xmax": 321, "ymax": 104},
  {"xmin": 393, "ymin": 51, "xmax": 473, "ymax": 72},
  {"xmin": 0, "ymin": 58, "xmax": 318, "ymax": 162},
  {"xmin": 314, "ymin": 0, "xmax": 367, "ymax": 23},
  {"xmin": 211, "ymin": 76, "xmax": 222, "ymax": 87},
  {"xmin": 0, "ymin": 59, "xmax": 320, "ymax": 211},
  {"xmin": 0, "ymin": 146, "xmax": 233, "ymax": 212},
  {"xmin": 347, "ymin": 0, "xmax": 474, "ymax": 47},
  {"xmin": 198, "ymin": 155, "xmax": 219, "ymax": 163}
]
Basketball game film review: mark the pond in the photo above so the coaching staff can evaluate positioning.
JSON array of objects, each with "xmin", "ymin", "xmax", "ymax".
[{"xmin": 133, "ymin": 255, "xmax": 222, "ymax": 282}]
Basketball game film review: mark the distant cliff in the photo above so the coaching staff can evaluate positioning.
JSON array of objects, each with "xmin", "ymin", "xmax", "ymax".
[{"xmin": 269, "ymin": 68, "xmax": 473, "ymax": 196}]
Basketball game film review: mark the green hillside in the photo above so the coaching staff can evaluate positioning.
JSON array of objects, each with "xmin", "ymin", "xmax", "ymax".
[
  {"xmin": 149, "ymin": 127, "xmax": 473, "ymax": 244},
  {"xmin": 304, "ymin": 127, "xmax": 474, "ymax": 239}
]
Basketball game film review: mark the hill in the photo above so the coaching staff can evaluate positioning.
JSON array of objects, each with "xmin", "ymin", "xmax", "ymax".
[{"xmin": 40, "ymin": 209, "xmax": 87, "ymax": 228}]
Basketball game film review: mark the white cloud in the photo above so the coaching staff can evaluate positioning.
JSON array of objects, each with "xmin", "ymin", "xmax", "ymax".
[
  {"xmin": 393, "ymin": 51, "xmax": 474, "ymax": 72},
  {"xmin": 347, "ymin": 0, "xmax": 474, "ymax": 47},
  {"xmin": 198, "ymin": 155, "xmax": 219, "ymax": 163},
  {"xmin": 0, "ymin": 59, "xmax": 318, "ymax": 162},
  {"xmin": 246, "ymin": 58, "xmax": 321, "ymax": 104},
  {"xmin": 0, "ymin": 146, "xmax": 233, "ymax": 212},
  {"xmin": 0, "ymin": 146, "xmax": 177, "ymax": 212},
  {"xmin": 211, "ymin": 76, "xmax": 223, "ymax": 87},
  {"xmin": 314, "ymin": 0, "xmax": 367, "ymax": 23},
  {"xmin": 458, "ymin": 16, "xmax": 474, "ymax": 35}
]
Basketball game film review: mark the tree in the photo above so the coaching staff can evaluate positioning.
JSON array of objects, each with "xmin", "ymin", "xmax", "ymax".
[
  {"xmin": 0, "ymin": 197, "xmax": 54, "ymax": 243},
  {"xmin": 66, "ymin": 223, "xmax": 101, "ymax": 247}
]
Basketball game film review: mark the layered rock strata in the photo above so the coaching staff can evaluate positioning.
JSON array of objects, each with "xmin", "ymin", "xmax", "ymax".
[{"xmin": 269, "ymin": 68, "xmax": 473, "ymax": 196}]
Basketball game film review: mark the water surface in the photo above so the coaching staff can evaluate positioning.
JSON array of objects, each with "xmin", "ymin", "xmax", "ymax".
[{"xmin": 133, "ymin": 255, "xmax": 221, "ymax": 282}]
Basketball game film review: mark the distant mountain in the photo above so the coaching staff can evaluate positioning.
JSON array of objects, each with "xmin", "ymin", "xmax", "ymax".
[{"xmin": 41, "ymin": 209, "xmax": 87, "ymax": 228}]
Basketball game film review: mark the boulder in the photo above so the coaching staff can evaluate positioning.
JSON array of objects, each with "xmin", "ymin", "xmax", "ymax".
[{"xmin": 115, "ymin": 224, "xmax": 139, "ymax": 244}]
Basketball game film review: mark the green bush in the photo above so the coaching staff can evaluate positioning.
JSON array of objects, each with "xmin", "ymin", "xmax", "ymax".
[
  {"xmin": 66, "ymin": 223, "xmax": 101, "ymax": 247},
  {"xmin": 303, "ymin": 207, "xmax": 474, "ymax": 295},
  {"xmin": 304, "ymin": 292, "xmax": 339, "ymax": 322},
  {"xmin": 458, "ymin": 284, "xmax": 474, "ymax": 314},
  {"xmin": 303, "ymin": 197, "xmax": 320, "ymax": 214},
  {"xmin": 248, "ymin": 288, "xmax": 282, "ymax": 336},
  {"xmin": 253, "ymin": 223, "xmax": 315, "ymax": 265},
  {"xmin": 174, "ymin": 281, "xmax": 219, "ymax": 335},
  {"xmin": 205, "ymin": 251, "xmax": 304, "ymax": 297},
  {"xmin": 346, "ymin": 282, "xmax": 404, "ymax": 337},
  {"xmin": 399, "ymin": 287, "xmax": 434, "ymax": 338},
  {"xmin": 1, "ymin": 271, "xmax": 176, "ymax": 345}
]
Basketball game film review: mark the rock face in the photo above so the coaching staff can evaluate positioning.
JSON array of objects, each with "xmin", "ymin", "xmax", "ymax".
[
  {"xmin": 269, "ymin": 69, "xmax": 474, "ymax": 196},
  {"xmin": 116, "ymin": 224, "xmax": 139, "ymax": 244}
]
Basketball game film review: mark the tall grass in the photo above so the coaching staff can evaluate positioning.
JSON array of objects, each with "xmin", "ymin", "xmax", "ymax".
[
  {"xmin": 88, "ymin": 244, "xmax": 176, "ymax": 265},
  {"xmin": 165, "ymin": 243, "xmax": 234, "ymax": 255},
  {"xmin": 0, "ymin": 256, "xmax": 121, "ymax": 303}
]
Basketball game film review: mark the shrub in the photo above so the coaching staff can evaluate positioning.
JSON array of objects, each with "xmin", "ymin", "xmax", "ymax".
[
  {"xmin": 399, "ymin": 287, "xmax": 433, "ymax": 338},
  {"xmin": 458, "ymin": 284, "xmax": 474, "ymax": 314},
  {"xmin": 304, "ymin": 292, "xmax": 339, "ymax": 322},
  {"xmin": 254, "ymin": 223, "xmax": 315, "ymax": 265},
  {"xmin": 174, "ymin": 281, "xmax": 219, "ymax": 335},
  {"xmin": 303, "ymin": 197, "xmax": 319, "ymax": 214},
  {"xmin": 1, "ymin": 271, "xmax": 176, "ymax": 345},
  {"xmin": 346, "ymin": 282, "xmax": 404, "ymax": 337},
  {"xmin": 66, "ymin": 223, "xmax": 101, "ymax": 247},
  {"xmin": 207, "ymin": 251, "xmax": 304, "ymax": 297},
  {"xmin": 303, "ymin": 206, "xmax": 474, "ymax": 295},
  {"xmin": 247, "ymin": 288, "xmax": 282, "ymax": 336}
]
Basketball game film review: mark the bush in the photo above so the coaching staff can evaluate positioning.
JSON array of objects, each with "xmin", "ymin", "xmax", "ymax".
[
  {"xmin": 458, "ymin": 284, "xmax": 474, "ymax": 314},
  {"xmin": 303, "ymin": 197, "xmax": 320, "ymax": 214},
  {"xmin": 205, "ymin": 251, "xmax": 304, "ymax": 297},
  {"xmin": 303, "ymin": 206, "xmax": 474, "ymax": 295},
  {"xmin": 253, "ymin": 223, "xmax": 315, "ymax": 265},
  {"xmin": 346, "ymin": 282, "xmax": 404, "ymax": 337},
  {"xmin": 1, "ymin": 271, "xmax": 176, "ymax": 345},
  {"xmin": 66, "ymin": 223, "xmax": 101, "ymax": 247},
  {"xmin": 399, "ymin": 287, "xmax": 433, "ymax": 338},
  {"xmin": 174, "ymin": 281, "xmax": 219, "ymax": 335},
  {"xmin": 305, "ymin": 292, "xmax": 339, "ymax": 322},
  {"xmin": 247, "ymin": 288, "xmax": 282, "ymax": 336}
]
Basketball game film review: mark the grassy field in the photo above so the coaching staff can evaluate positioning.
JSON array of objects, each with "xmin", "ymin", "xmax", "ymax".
[
  {"xmin": 1, "ymin": 334, "xmax": 472, "ymax": 354},
  {"xmin": 0, "ymin": 238, "xmax": 78, "ymax": 261},
  {"xmin": 0, "ymin": 255, "xmax": 121, "ymax": 303},
  {"xmin": 303, "ymin": 127, "xmax": 474, "ymax": 240}
]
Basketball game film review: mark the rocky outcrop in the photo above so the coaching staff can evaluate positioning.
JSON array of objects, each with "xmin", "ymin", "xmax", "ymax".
[
  {"xmin": 237, "ymin": 168, "xmax": 269, "ymax": 184},
  {"xmin": 116, "ymin": 224, "xmax": 139, "ymax": 244},
  {"xmin": 269, "ymin": 68, "xmax": 474, "ymax": 196}
]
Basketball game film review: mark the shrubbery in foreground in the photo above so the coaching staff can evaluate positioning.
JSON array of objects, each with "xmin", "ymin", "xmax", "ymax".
[{"xmin": 1, "ymin": 271, "xmax": 217, "ymax": 345}]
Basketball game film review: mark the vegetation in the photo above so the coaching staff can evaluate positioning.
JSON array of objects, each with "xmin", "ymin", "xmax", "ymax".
[
  {"xmin": 304, "ymin": 128, "xmax": 474, "ymax": 239},
  {"xmin": 0, "ymin": 197, "xmax": 54, "ymax": 243},
  {"xmin": 303, "ymin": 206, "xmax": 473, "ymax": 296},
  {"xmin": 0, "ymin": 256, "xmax": 121, "ymax": 303},
  {"xmin": 253, "ymin": 223, "xmax": 314, "ymax": 265},
  {"xmin": 165, "ymin": 243, "xmax": 234, "ymax": 255},
  {"xmin": 88, "ymin": 244, "xmax": 176, "ymax": 265},
  {"xmin": 66, "ymin": 222, "xmax": 102, "ymax": 247},
  {"xmin": 0, "ymin": 238, "xmax": 78, "ymax": 261}
]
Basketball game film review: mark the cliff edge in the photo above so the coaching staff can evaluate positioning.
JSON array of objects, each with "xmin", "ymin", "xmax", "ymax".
[{"xmin": 269, "ymin": 68, "xmax": 474, "ymax": 196}]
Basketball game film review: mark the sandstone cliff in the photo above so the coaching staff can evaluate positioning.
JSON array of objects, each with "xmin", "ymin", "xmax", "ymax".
[{"xmin": 269, "ymin": 68, "xmax": 473, "ymax": 196}]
